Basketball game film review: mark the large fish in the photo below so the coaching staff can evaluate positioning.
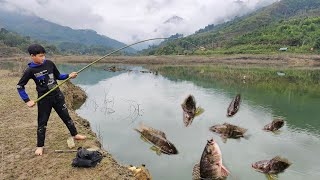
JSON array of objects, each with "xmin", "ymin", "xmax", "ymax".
[
  {"xmin": 263, "ymin": 119, "xmax": 285, "ymax": 132},
  {"xmin": 210, "ymin": 123, "xmax": 247, "ymax": 143},
  {"xmin": 192, "ymin": 138, "xmax": 230, "ymax": 180},
  {"xmin": 252, "ymin": 156, "xmax": 291, "ymax": 179},
  {"xmin": 134, "ymin": 123, "xmax": 178, "ymax": 155},
  {"xmin": 181, "ymin": 95, "xmax": 204, "ymax": 127},
  {"xmin": 227, "ymin": 94, "xmax": 241, "ymax": 117}
]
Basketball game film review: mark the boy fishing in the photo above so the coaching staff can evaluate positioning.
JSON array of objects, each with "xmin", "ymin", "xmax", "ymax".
[{"xmin": 17, "ymin": 44, "xmax": 86, "ymax": 156}]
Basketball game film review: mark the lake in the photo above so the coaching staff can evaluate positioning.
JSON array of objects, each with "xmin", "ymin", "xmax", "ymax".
[{"xmin": 58, "ymin": 64, "xmax": 320, "ymax": 180}]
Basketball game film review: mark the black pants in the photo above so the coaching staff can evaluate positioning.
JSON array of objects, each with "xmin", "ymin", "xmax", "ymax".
[{"xmin": 37, "ymin": 92, "xmax": 78, "ymax": 147}]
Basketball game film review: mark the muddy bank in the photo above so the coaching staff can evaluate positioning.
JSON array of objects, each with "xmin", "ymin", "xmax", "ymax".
[
  {"xmin": 0, "ymin": 70, "xmax": 140, "ymax": 180},
  {"xmin": 2, "ymin": 54, "xmax": 320, "ymax": 69}
]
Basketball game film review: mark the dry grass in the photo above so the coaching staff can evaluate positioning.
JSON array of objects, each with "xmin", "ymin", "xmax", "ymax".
[{"xmin": 44, "ymin": 54, "xmax": 320, "ymax": 68}]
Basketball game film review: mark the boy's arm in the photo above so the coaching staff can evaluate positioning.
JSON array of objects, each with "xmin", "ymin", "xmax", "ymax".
[
  {"xmin": 52, "ymin": 61, "xmax": 69, "ymax": 80},
  {"xmin": 17, "ymin": 69, "xmax": 31, "ymax": 103}
]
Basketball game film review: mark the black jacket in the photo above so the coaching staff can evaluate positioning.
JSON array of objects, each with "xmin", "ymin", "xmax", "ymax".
[{"xmin": 17, "ymin": 59, "xmax": 69, "ymax": 102}]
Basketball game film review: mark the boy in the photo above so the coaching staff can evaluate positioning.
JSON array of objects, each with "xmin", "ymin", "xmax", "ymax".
[{"xmin": 17, "ymin": 44, "xmax": 86, "ymax": 156}]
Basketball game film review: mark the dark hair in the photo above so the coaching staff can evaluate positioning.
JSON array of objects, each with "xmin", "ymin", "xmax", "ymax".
[{"xmin": 27, "ymin": 44, "xmax": 46, "ymax": 55}]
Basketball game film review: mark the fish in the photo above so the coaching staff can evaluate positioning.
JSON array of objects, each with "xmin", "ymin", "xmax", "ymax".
[
  {"xmin": 192, "ymin": 138, "xmax": 230, "ymax": 180},
  {"xmin": 263, "ymin": 119, "xmax": 285, "ymax": 132},
  {"xmin": 227, "ymin": 94, "xmax": 241, "ymax": 117},
  {"xmin": 252, "ymin": 156, "xmax": 291, "ymax": 175},
  {"xmin": 210, "ymin": 123, "xmax": 248, "ymax": 143},
  {"xmin": 181, "ymin": 95, "xmax": 204, "ymax": 127},
  {"xmin": 134, "ymin": 123, "xmax": 178, "ymax": 155}
]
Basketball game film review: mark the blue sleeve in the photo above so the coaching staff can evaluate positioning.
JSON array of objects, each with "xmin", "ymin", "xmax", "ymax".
[
  {"xmin": 57, "ymin": 74, "xmax": 69, "ymax": 80},
  {"xmin": 17, "ymin": 88, "xmax": 30, "ymax": 102},
  {"xmin": 17, "ymin": 68, "xmax": 31, "ymax": 102},
  {"xmin": 51, "ymin": 60, "xmax": 68, "ymax": 80}
]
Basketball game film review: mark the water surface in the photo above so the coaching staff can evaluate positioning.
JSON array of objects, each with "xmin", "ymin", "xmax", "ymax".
[{"xmin": 58, "ymin": 64, "xmax": 320, "ymax": 180}]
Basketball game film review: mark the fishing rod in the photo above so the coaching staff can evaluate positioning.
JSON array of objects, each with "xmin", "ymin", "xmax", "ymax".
[
  {"xmin": 34, "ymin": 37, "xmax": 204, "ymax": 103},
  {"xmin": 34, "ymin": 38, "xmax": 167, "ymax": 103}
]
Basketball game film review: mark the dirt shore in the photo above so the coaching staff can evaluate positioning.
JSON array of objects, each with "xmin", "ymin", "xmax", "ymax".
[
  {"xmin": 0, "ymin": 70, "xmax": 136, "ymax": 180},
  {"xmin": 52, "ymin": 54, "xmax": 320, "ymax": 68},
  {"xmin": 2, "ymin": 54, "xmax": 320, "ymax": 68}
]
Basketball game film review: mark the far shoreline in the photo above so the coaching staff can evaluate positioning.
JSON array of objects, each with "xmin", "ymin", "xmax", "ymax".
[{"xmin": 1, "ymin": 54, "xmax": 320, "ymax": 68}]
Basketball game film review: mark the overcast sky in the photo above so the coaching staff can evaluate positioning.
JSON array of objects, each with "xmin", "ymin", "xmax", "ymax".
[{"xmin": 2, "ymin": 0, "xmax": 278, "ymax": 46}]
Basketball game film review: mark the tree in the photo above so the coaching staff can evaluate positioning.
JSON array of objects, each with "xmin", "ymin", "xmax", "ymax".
[{"xmin": 314, "ymin": 37, "xmax": 320, "ymax": 49}]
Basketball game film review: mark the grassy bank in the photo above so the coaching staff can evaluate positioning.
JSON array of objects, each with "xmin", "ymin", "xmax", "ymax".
[
  {"xmin": 149, "ymin": 65, "xmax": 320, "ymax": 97},
  {"xmin": 1, "ymin": 54, "xmax": 320, "ymax": 69}
]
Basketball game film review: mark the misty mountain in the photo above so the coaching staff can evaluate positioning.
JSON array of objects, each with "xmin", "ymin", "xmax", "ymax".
[
  {"xmin": 164, "ymin": 16, "xmax": 184, "ymax": 24},
  {"xmin": 0, "ymin": 9, "xmax": 136, "ymax": 54},
  {"xmin": 142, "ymin": 0, "xmax": 320, "ymax": 55}
]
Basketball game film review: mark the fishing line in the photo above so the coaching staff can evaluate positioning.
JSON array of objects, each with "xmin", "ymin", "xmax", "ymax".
[
  {"xmin": 35, "ymin": 37, "xmax": 203, "ymax": 103},
  {"xmin": 35, "ymin": 38, "xmax": 167, "ymax": 103}
]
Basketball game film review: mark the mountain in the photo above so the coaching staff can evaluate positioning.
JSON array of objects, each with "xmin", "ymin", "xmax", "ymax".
[
  {"xmin": 142, "ymin": 0, "xmax": 320, "ymax": 55},
  {"xmin": 0, "ymin": 26, "xmax": 62, "ymax": 57},
  {"xmin": 164, "ymin": 16, "xmax": 184, "ymax": 24},
  {"xmin": 0, "ymin": 9, "xmax": 136, "ymax": 54}
]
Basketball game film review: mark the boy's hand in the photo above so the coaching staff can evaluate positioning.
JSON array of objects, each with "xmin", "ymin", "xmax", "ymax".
[
  {"xmin": 69, "ymin": 72, "xmax": 78, "ymax": 79},
  {"xmin": 26, "ymin": 100, "xmax": 35, "ymax": 108}
]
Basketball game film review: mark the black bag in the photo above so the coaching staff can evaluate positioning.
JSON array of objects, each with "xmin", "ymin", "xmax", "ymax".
[{"xmin": 72, "ymin": 147, "xmax": 103, "ymax": 168}]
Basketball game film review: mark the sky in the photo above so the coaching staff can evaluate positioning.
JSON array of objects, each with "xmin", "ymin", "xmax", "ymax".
[{"xmin": 1, "ymin": 0, "xmax": 278, "ymax": 47}]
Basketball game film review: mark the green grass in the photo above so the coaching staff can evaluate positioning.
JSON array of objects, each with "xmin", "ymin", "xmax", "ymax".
[
  {"xmin": 141, "ymin": 0, "xmax": 320, "ymax": 55},
  {"xmin": 150, "ymin": 65, "xmax": 320, "ymax": 97}
]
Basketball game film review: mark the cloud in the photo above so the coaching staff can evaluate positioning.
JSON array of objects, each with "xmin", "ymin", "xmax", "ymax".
[{"xmin": 1, "ymin": 0, "xmax": 278, "ymax": 48}]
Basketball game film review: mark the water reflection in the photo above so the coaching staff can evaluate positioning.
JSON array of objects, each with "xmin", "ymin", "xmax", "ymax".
[{"xmin": 63, "ymin": 65, "xmax": 320, "ymax": 180}]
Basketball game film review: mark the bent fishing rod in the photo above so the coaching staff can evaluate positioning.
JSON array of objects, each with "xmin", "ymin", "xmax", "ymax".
[
  {"xmin": 35, "ymin": 37, "xmax": 203, "ymax": 103},
  {"xmin": 34, "ymin": 38, "xmax": 167, "ymax": 103}
]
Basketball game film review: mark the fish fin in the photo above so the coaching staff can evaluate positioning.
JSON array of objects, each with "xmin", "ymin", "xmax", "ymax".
[
  {"xmin": 156, "ymin": 151, "xmax": 162, "ymax": 156},
  {"xmin": 271, "ymin": 156, "xmax": 291, "ymax": 165},
  {"xmin": 150, "ymin": 145, "xmax": 163, "ymax": 156},
  {"xmin": 195, "ymin": 107, "xmax": 204, "ymax": 117},
  {"xmin": 151, "ymin": 147, "xmax": 162, "ymax": 156},
  {"xmin": 221, "ymin": 135, "xmax": 228, "ymax": 143},
  {"xmin": 140, "ymin": 135, "xmax": 149, "ymax": 142},
  {"xmin": 272, "ymin": 130, "xmax": 282, "ymax": 135},
  {"xmin": 221, "ymin": 164, "xmax": 230, "ymax": 177},
  {"xmin": 150, "ymin": 146, "xmax": 159, "ymax": 151},
  {"xmin": 192, "ymin": 163, "xmax": 201, "ymax": 180},
  {"xmin": 266, "ymin": 173, "xmax": 278, "ymax": 180}
]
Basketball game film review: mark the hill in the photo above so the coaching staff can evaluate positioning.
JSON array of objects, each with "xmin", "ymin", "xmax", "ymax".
[
  {"xmin": 142, "ymin": 0, "xmax": 320, "ymax": 55},
  {"xmin": 0, "ymin": 9, "xmax": 136, "ymax": 54}
]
